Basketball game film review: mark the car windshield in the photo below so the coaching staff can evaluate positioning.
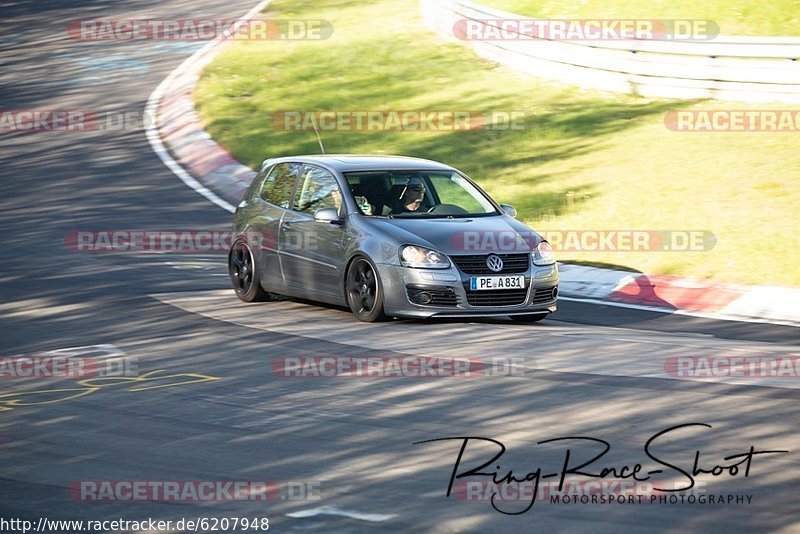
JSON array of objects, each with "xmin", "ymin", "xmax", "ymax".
[{"xmin": 344, "ymin": 170, "xmax": 499, "ymax": 218}]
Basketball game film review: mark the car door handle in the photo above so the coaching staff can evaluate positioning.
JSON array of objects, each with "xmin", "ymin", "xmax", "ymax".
[{"xmin": 282, "ymin": 222, "xmax": 294, "ymax": 230}]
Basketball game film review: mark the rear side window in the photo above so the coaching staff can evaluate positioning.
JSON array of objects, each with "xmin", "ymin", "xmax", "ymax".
[
  {"xmin": 261, "ymin": 162, "xmax": 299, "ymax": 208},
  {"xmin": 293, "ymin": 164, "xmax": 343, "ymax": 216}
]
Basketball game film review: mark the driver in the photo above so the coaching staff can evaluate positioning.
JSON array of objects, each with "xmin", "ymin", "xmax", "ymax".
[{"xmin": 385, "ymin": 177, "xmax": 426, "ymax": 215}]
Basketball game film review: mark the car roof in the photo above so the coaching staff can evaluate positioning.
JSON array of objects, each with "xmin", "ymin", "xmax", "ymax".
[{"xmin": 263, "ymin": 154, "xmax": 456, "ymax": 172}]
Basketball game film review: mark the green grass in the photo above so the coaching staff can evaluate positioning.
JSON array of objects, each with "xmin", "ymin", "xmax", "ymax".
[
  {"xmin": 484, "ymin": 0, "xmax": 800, "ymax": 36},
  {"xmin": 194, "ymin": 0, "xmax": 800, "ymax": 287}
]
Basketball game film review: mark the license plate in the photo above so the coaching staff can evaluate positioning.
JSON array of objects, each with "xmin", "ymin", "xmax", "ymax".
[{"xmin": 470, "ymin": 275, "xmax": 525, "ymax": 290}]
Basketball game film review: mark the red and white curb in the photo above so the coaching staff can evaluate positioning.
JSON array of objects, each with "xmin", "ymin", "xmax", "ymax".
[
  {"xmin": 144, "ymin": 1, "xmax": 800, "ymax": 327},
  {"xmin": 145, "ymin": 1, "xmax": 271, "ymax": 212},
  {"xmin": 558, "ymin": 264, "xmax": 800, "ymax": 327}
]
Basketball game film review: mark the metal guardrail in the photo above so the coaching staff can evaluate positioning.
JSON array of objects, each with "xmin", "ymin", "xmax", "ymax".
[{"xmin": 420, "ymin": 0, "xmax": 800, "ymax": 103}]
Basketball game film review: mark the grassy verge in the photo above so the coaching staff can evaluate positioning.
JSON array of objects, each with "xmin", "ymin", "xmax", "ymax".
[
  {"xmin": 195, "ymin": 0, "xmax": 800, "ymax": 286},
  {"xmin": 484, "ymin": 0, "xmax": 800, "ymax": 36}
]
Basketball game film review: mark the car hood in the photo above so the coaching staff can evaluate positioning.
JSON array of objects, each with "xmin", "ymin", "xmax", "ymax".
[{"xmin": 368, "ymin": 215, "xmax": 542, "ymax": 256}]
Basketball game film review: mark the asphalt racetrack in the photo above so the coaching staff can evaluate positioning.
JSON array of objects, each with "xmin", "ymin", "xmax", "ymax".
[{"xmin": 1, "ymin": 1, "xmax": 798, "ymax": 532}]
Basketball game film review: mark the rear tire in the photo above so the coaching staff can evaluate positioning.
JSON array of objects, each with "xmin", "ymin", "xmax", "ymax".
[
  {"xmin": 229, "ymin": 240, "xmax": 271, "ymax": 302},
  {"xmin": 509, "ymin": 313, "xmax": 548, "ymax": 323},
  {"xmin": 346, "ymin": 256, "xmax": 388, "ymax": 322}
]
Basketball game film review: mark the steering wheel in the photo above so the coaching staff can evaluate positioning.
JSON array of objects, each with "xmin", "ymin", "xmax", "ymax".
[{"xmin": 426, "ymin": 204, "xmax": 469, "ymax": 215}]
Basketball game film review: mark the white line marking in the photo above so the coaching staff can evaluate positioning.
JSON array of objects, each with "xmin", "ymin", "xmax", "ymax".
[
  {"xmin": 145, "ymin": 0, "xmax": 272, "ymax": 214},
  {"xmin": 286, "ymin": 506, "xmax": 397, "ymax": 522}
]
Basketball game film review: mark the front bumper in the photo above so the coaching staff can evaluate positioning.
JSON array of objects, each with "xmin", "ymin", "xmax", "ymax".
[{"xmin": 379, "ymin": 262, "xmax": 559, "ymax": 319}]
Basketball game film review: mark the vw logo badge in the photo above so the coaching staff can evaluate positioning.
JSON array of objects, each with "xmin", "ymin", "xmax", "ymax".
[{"xmin": 486, "ymin": 254, "xmax": 504, "ymax": 272}]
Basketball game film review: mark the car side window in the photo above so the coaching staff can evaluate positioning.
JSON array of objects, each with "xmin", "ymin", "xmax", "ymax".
[
  {"xmin": 261, "ymin": 162, "xmax": 299, "ymax": 208},
  {"xmin": 245, "ymin": 164, "xmax": 269, "ymax": 201},
  {"xmin": 293, "ymin": 164, "xmax": 343, "ymax": 216}
]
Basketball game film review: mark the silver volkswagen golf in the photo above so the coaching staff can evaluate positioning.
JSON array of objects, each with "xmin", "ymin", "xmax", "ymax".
[{"xmin": 229, "ymin": 155, "xmax": 558, "ymax": 322}]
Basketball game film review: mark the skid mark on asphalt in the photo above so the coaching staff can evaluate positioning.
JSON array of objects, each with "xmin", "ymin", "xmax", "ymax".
[{"xmin": 151, "ymin": 289, "xmax": 800, "ymax": 390}]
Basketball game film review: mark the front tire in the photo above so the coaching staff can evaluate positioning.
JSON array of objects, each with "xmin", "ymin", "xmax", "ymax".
[
  {"xmin": 229, "ymin": 240, "xmax": 271, "ymax": 302},
  {"xmin": 345, "ymin": 257, "xmax": 388, "ymax": 322}
]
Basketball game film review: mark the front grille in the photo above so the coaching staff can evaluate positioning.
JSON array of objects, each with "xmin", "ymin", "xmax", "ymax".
[
  {"xmin": 451, "ymin": 254, "xmax": 529, "ymax": 275},
  {"xmin": 532, "ymin": 285, "xmax": 557, "ymax": 305},
  {"xmin": 464, "ymin": 286, "xmax": 528, "ymax": 307},
  {"xmin": 407, "ymin": 286, "xmax": 459, "ymax": 307}
]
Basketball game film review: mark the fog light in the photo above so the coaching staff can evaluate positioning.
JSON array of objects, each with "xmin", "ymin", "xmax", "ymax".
[
  {"xmin": 417, "ymin": 292, "xmax": 433, "ymax": 305},
  {"xmin": 552, "ymin": 286, "xmax": 558, "ymax": 299}
]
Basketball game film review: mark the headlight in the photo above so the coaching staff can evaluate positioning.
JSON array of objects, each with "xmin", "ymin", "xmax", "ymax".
[
  {"xmin": 400, "ymin": 245, "xmax": 451, "ymax": 269},
  {"xmin": 532, "ymin": 240, "xmax": 555, "ymax": 266}
]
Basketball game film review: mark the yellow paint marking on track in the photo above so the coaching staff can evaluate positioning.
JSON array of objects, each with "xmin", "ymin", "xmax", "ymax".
[
  {"xmin": 0, "ymin": 388, "xmax": 99, "ymax": 412},
  {"xmin": 126, "ymin": 372, "xmax": 220, "ymax": 391},
  {"xmin": 0, "ymin": 370, "xmax": 219, "ymax": 412}
]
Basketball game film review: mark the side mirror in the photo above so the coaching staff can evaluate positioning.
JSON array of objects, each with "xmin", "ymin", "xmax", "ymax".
[
  {"xmin": 313, "ymin": 207, "xmax": 342, "ymax": 224},
  {"xmin": 500, "ymin": 204, "xmax": 517, "ymax": 218}
]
